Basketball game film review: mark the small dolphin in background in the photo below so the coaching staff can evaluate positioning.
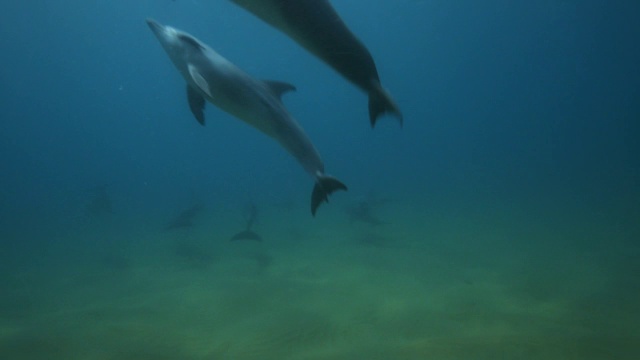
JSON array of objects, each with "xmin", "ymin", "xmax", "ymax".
[
  {"xmin": 147, "ymin": 19, "xmax": 346, "ymax": 216},
  {"xmin": 85, "ymin": 185, "xmax": 113, "ymax": 217},
  {"xmin": 345, "ymin": 191, "xmax": 392, "ymax": 226},
  {"xmin": 229, "ymin": 0, "xmax": 403, "ymax": 127},
  {"xmin": 165, "ymin": 203, "xmax": 205, "ymax": 230},
  {"xmin": 345, "ymin": 201, "xmax": 385, "ymax": 227},
  {"xmin": 230, "ymin": 203, "xmax": 262, "ymax": 242}
]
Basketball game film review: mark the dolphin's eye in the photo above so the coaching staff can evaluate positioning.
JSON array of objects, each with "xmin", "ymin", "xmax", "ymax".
[{"xmin": 178, "ymin": 34, "xmax": 205, "ymax": 51}]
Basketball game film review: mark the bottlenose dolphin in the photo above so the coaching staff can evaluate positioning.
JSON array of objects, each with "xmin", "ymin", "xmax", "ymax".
[
  {"xmin": 345, "ymin": 201, "xmax": 385, "ymax": 227},
  {"xmin": 146, "ymin": 19, "xmax": 346, "ymax": 215},
  {"xmin": 229, "ymin": 0, "xmax": 403, "ymax": 127},
  {"xmin": 165, "ymin": 203, "xmax": 205, "ymax": 230},
  {"xmin": 231, "ymin": 230, "xmax": 262, "ymax": 242},
  {"xmin": 231, "ymin": 203, "xmax": 262, "ymax": 241}
]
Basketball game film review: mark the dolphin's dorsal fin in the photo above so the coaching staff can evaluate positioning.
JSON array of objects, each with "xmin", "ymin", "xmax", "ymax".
[
  {"xmin": 189, "ymin": 64, "xmax": 213, "ymax": 98},
  {"xmin": 263, "ymin": 80, "xmax": 296, "ymax": 99},
  {"xmin": 186, "ymin": 85, "xmax": 206, "ymax": 126}
]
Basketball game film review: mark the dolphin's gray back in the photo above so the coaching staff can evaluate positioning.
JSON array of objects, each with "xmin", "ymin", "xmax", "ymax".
[{"xmin": 228, "ymin": 0, "xmax": 403, "ymax": 127}]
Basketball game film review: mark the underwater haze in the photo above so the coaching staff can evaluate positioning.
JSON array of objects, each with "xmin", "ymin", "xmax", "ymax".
[{"xmin": 1, "ymin": 0, "xmax": 639, "ymax": 358}]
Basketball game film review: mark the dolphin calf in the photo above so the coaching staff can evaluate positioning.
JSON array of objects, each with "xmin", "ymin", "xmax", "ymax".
[
  {"xmin": 146, "ymin": 19, "xmax": 346, "ymax": 215},
  {"xmin": 229, "ymin": 0, "xmax": 403, "ymax": 128}
]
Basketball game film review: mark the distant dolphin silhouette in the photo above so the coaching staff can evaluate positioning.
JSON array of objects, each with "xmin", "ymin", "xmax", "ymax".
[
  {"xmin": 229, "ymin": 0, "xmax": 403, "ymax": 127},
  {"xmin": 345, "ymin": 201, "xmax": 385, "ymax": 226},
  {"xmin": 231, "ymin": 230, "xmax": 262, "ymax": 242},
  {"xmin": 230, "ymin": 204, "xmax": 262, "ymax": 241},
  {"xmin": 85, "ymin": 185, "xmax": 113, "ymax": 217},
  {"xmin": 147, "ymin": 19, "xmax": 346, "ymax": 216},
  {"xmin": 165, "ymin": 203, "xmax": 205, "ymax": 230}
]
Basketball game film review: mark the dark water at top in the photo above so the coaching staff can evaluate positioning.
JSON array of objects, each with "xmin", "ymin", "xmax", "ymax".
[{"xmin": 0, "ymin": 1, "xmax": 638, "ymax": 359}]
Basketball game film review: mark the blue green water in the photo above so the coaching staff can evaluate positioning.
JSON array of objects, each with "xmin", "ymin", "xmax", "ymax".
[{"xmin": 1, "ymin": 1, "xmax": 638, "ymax": 358}]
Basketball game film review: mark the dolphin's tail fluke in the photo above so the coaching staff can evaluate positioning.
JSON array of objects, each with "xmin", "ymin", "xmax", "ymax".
[
  {"xmin": 311, "ymin": 174, "xmax": 348, "ymax": 216},
  {"xmin": 368, "ymin": 82, "xmax": 403, "ymax": 128}
]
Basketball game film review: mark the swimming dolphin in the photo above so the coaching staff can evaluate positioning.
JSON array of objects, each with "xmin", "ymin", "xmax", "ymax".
[
  {"xmin": 231, "ymin": 230, "xmax": 262, "ymax": 242},
  {"xmin": 231, "ymin": 203, "xmax": 262, "ymax": 241},
  {"xmin": 345, "ymin": 201, "xmax": 385, "ymax": 227},
  {"xmin": 229, "ymin": 0, "xmax": 403, "ymax": 128},
  {"xmin": 165, "ymin": 203, "xmax": 205, "ymax": 230},
  {"xmin": 146, "ymin": 19, "xmax": 346, "ymax": 215}
]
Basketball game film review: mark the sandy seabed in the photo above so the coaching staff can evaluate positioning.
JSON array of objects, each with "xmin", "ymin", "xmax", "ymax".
[{"xmin": 1, "ymin": 200, "xmax": 638, "ymax": 359}]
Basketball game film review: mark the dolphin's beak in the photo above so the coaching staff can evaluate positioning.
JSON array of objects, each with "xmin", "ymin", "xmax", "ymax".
[{"xmin": 146, "ymin": 18, "xmax": 163, "ymax": 36}]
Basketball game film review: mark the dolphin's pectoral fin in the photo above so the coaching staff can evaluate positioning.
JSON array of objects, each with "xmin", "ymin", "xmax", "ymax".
[
  {"xmin": 263, "ymin": 80, "xmax": 296, "ymax": 100},
  {"xmin": 189, "ymin": 64, "xmax": 213, "ymax": 98},
  {"xmin": 311, "ymin": 174, "xmax": 348, "ymax": 216},
  {"xmin": 187, "ymin": 85, "xmax": 206, "ymax": 126},
  {"xmin": 369, "ymin": 82, "xmax": 403, "ymax": 128}
]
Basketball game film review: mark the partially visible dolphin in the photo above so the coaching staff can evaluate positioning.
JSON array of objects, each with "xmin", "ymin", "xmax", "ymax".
[
  {"xmin": 231, "ymin": 230, "xmax": 262, "ymax": 242},
  {"xmin": 229, "ymin": 0, "xmax": 403, "ymax": 128},
  {"xmin": 345, "ymin": 201, "xmax": 385, "ymax": 227},
  {"xmin": 231, "ymin": 203, "xmax": 262, "ymax": 242},
  {"xmin": 164, "ymin": 203, "xmax": 205, "ymax": 230},
  {"xmin": 146, "ymin": 19, "xmax": 346, "ymax": 215}
]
